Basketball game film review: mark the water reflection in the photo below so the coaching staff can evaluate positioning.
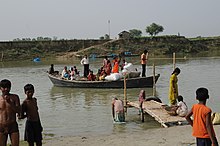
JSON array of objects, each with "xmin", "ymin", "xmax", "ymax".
[{"xmin": 50, "ymin": 86, "xmax": 158, "ymax": 105}]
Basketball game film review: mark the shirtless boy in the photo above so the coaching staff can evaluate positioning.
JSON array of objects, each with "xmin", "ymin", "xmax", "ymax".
[
  {"xmin": 0, "ymin": 79, "xmax": 21, "ymax": 146},
  {"xmin": 19, "ymin": 84, "xmax": 43, "ymax": 146}
]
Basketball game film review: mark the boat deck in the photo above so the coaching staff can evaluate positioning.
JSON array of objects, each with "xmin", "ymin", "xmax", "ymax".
[{"xmin": 127, "ymin": 100, "xmax": 187, "ymax": 128}]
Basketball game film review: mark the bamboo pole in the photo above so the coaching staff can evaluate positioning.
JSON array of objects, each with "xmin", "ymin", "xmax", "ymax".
[
  {"xmin": 152, "ymin": 64, "xmax": 156, "ymax": 97},
  {"xmin": 124, "ymin": 77, "xmax": 127, "ymax": 113},
  {"xmin": 173, "ymin": 52, "xmax": 176, "ymax": 70}
]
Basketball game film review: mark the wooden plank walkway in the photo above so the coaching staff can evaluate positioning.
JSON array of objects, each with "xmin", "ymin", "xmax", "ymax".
[{"xmin": 127, "ymin": 100, "xmax": 187, "ymax": 128}]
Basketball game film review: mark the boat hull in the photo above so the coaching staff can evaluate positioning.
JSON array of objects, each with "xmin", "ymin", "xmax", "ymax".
[{"xmin": 48, "ymin": 74, "xmax": 160, "ymax": 88}]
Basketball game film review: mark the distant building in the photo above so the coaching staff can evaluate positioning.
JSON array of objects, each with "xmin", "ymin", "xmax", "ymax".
[{"xmin": 118, "ymin": 31, "xmax": 131, "ymax": 39}]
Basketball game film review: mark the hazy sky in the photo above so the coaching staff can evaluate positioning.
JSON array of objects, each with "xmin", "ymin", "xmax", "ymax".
[{"xmin": 1, "ymin": 0, "xmax": 220, "ymax": 41}]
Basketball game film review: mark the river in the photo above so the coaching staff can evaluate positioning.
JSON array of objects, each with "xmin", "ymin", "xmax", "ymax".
[{"xmin": 0, "ymin": 56, "xmax": 220, "ymax": 139}]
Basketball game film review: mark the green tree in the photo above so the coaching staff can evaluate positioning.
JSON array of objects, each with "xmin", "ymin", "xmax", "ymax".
[
  {"xmin": 37, "ymin": 37, "xmax": 44, "ymax": 41},
  {"xmin": 104, "ymin": 34, "xmax": 110, "ymax": 40},
  {"xmin": 44, "ymin": 37, "xmax": 52, "ymax": 41},
  {"xmin": 53, "ymin": 36, "xmax": 58, "ymax": 40},
  {"xmin": 13, "ymin": 38, "xmax": 21, "ymax": 41},
  {"xmin": 22, "ymin": 38, "xmax": 31, "ymax": 41},
  {"xmin": 99, "ymin": 36, "xmax": 104, "ymax": 40},
  {"xmin": 129, "ymin": 29, "xmax": 142, "ymax": 38},
  {"xmin": 146, "ymin": 23, "xmax": 164, "ymax": 36},
  {"xmin": 99, "ymin": 34, "xmax": 110, "ymax": 40}
]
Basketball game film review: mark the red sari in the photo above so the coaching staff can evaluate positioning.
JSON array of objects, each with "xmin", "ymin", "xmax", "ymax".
[{"xmin": 106, "ymin": 62, "xmax": 112, "ymax": 75}]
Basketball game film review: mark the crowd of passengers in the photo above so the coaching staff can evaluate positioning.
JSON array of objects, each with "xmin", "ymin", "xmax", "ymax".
[{"xmin": 58, "ymin": 56, "xmax": 126, "ymax": 81}]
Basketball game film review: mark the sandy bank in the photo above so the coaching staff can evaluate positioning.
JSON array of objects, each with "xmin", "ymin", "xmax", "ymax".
[{"xmin": 43, "ymin": 125, "xmax": 220, "ymax": 146}]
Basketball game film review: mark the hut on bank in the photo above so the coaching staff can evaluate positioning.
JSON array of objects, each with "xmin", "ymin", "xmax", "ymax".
[{"xmin": 118, "ymin": 31, "xmax": 131, "ymax": 39}]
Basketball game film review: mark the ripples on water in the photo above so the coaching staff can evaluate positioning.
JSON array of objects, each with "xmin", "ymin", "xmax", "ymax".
[{"xmin": 0, "ymin": 57, "xmax": 220, "ymax": 138}]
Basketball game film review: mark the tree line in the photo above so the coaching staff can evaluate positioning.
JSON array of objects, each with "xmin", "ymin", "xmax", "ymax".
[
  {"xmin": 13, "ymin": 23, "xmax": 164, "ymax": 41},
  {"xmin": 100, "ymin": 23, "xmax": 164, "ymax": 39}
]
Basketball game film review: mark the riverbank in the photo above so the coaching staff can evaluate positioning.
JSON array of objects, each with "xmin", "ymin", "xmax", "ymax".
[
  {"xmin": 43, "ymin": 125, "xmax": 220, "ymax": 146},
  {"xmin": 1, "ymin": 36, "xmax": 220, "ymax": 61}
]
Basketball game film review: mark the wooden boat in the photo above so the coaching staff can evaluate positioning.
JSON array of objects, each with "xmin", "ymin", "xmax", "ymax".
[{"xmin": 48, "ymin": 73, "xmax": 160, "ymax": 88}]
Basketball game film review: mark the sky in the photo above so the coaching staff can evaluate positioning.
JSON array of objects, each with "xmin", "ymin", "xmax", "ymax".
[{"xmin": 1, "ymin": 0, "xmax": 220, "ymax": 41}]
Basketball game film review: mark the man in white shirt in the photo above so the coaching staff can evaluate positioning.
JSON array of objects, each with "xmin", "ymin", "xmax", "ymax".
[{"xmin": 80, "ymin": 55, "xmax": 89, "ymax": 77}]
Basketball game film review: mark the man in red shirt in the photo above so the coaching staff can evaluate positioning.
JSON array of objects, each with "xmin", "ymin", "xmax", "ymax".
[{"xmin": 141, "ymin": 50, "xmax": 148, "ymax": 77}]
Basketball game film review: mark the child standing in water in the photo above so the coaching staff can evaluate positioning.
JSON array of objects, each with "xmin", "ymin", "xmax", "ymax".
[{"xmin": 19, "ymin": 84, "xmax": 43, "ymax": 146}]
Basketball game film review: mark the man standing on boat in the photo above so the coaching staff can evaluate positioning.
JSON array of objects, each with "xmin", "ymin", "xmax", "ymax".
[
  {"xmin": 80, "ymin": 55, "xmax": 89, "ymax": 77},
  {"xmin": 141, "ymin": 49, "xmax": 148, "ymax": 77}
]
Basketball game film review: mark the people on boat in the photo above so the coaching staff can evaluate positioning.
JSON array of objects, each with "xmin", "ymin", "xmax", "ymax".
[
  {"xmin": 73, "ymin": 66, "xmax": 79, "ymax": 76},
  {"xmin": 120, "ymin": 59, "xmax": 127, "ymax": 71},
  {"xmin": 141, "ymin": 49, "xmax": 148, "ymax": 77},
  {"xmin": 70, "ymin": 67, "xmax": 75, "ymax": 80},
  {"xmin": 48, "ymin": 64, "xmax": 59, "ymax": 75},
  {"xmin": 106, "ymin": 60, "xmax": 112, "ymax": 75},
  {"xmin": 49, "ymin": 64, "xmax": 55, "ymax": 74},
  {"xmin": 112, "ymin": 97, "xmax": 125, "ymax": 122},
  {"xmin": 112, "ymin": 56, "xmax": 120, "ymax": 73},
  {"xmin": 61, "ymin": 66, "xmax": 70, "ymax": 79},
  {"xmin": 87, "ymin": 70, "xmax": 96, "ymax": 81},
  {"xmin": 99, "ymin": 70, "xmax": 107, "ymax": 81},
  {"xmin": 96, "ymin": 69, "xmax": 101, "ymax": 81},
  {"xmin": 175, "ymin": 95, "xmax": 188, "ymax": 117},
  {"xmin": 103, "ymin": 56, "xmax": 109, "ymax": 71},
  {"xmin": 168, "ymin": 67, "xmax": 181, "ymax": 105},
  {"xmin": 100, "ymin": 67, "xmax": 105, "ymax": 75},
  {"xmin": 80, "ymin": 55, "xmax": 89, "ymax": 77}
]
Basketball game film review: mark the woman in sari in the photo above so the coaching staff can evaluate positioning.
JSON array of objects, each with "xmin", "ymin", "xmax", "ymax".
[
  {"xmin": 106, "ymin": 60, "xmax": 112, "ymax": 75},
  {"xmin": 112, "ymin": 56, "xmax": 120, "ymax": 73},
  {"xmin": 169, "ymin": 67, "xmax": 181, "ymax": 105}
]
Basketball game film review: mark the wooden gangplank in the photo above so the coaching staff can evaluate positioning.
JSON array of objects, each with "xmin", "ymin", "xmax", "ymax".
[{"xmin": 127, "ymin": 100, "xmax": 187, "ymax": 128}]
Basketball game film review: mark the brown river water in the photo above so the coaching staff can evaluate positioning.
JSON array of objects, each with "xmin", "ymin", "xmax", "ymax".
[{"xmin": 0, "ymin": 56, "xmax": 220, "ymax": 139}]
